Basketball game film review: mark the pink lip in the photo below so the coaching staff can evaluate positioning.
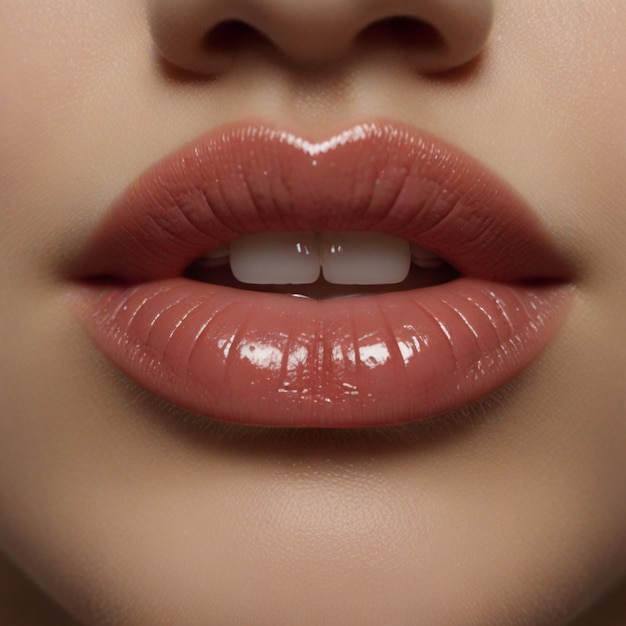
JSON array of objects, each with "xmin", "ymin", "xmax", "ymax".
[{"xmin": 75, "ymin": 121, "xmax": 573, "ymax": 428}]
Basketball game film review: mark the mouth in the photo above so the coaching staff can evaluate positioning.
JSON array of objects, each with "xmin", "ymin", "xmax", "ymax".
[
  {"xmin": 73, "ymin": 121, "xmax": 574, "ymax": 428},
  {"xmin": 185, "ymin": 230, "xmax": 458, "ymax": 299}
]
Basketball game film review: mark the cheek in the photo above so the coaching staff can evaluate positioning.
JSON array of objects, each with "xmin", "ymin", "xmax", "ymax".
[
  {"xmin": 551, "ymin": 8, "xmax": 626, "ymax": 224},
  {"xmin": 0, "ymin": 2, "xmax": 150, "ymax": 284},
  {"xmin": 0, "ymin": 2, "xmax": 145, "ymax": 191},
  {"xmin": 489, "ymin": 2, "xmax": 626, "ymax": 272}
]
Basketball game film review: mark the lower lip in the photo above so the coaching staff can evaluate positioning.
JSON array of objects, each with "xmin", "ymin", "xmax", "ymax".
[{"xmin": 80, "ymin": 276, "xmax": 570, "ymax": 428}]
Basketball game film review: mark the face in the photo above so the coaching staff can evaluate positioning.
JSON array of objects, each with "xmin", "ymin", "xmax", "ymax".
[{"xmin": 1, "ymin": 1, "xmax": 625, "ymax": 624}]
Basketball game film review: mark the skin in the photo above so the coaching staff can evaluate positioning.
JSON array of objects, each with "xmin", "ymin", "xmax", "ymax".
[{"xmin": 1, "ymin": 0, "xmax": 625, "ymax": 624}]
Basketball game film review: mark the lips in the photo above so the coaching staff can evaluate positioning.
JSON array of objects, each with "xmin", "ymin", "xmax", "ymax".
[{"xmin": 74, "ymin": 121, "xmax": 573, "ymax": 428}]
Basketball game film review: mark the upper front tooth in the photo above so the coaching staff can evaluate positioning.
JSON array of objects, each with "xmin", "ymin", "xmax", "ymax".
[
  {"xmin": 321, "ymin": 232, "xmax": 411, "ymax": 285},
  {"xmin": 222, "ymin": 231, "xmax": 417, "ymax": 286},
  {"xmin": 230, "ymin": 232, "xmax": 320, "ymax": 284}
]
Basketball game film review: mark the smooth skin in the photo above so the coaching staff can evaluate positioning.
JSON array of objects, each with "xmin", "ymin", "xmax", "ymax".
[{"xmin": 1, "ymin": 1, "xmax": 625, "ymax": 624}]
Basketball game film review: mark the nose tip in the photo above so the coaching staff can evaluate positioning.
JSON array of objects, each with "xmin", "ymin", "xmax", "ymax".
[{"xmin": 147, "ymin": 0, "xmax": 494, "ymax": 75}]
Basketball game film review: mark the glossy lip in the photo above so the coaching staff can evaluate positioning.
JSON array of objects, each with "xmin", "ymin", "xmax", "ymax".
[{"xmin": 74, "ymin": 121, "xmax": 573, "ymax": 428}]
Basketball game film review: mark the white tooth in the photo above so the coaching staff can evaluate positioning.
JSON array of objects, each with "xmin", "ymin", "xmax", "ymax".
[
  {"xmin": 321, "ymin": 232, "xmax": 411, "ymax": 285},
  {"xmin": 202, "ymin": 243, "xmax": 230, "ymax": 268},
  {"xmin": 410, "ymin": 243, "xmax": 445, "ymax": 269},
  {"xmin": 230, "ymin": 232, "xmax": 320, "ymax": 284}
]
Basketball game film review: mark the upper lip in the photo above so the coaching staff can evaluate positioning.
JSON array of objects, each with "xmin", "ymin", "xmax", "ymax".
[{"xmin": 75, "ymin": 120, "xmax": 572, "ymax": 286}]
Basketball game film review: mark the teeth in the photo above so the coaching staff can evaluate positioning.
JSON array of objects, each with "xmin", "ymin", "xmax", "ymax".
[
  {"xmin": 321, "ymin": 232, "xmax": 410, "ymax": 285},
  {"xmin": 211, "ymin": 232, "xmax": 442, "ymax": 285},
  {"xmin": 230, "ymin": 232, "xmax": 320, "ymax": 284},
  {"xmin": 410, "ymin": 243, "xmax": 445, "ymax": 269},
  {"xmin": 203, "ymin": 243, "xmax": 230, "ymax": 268}
]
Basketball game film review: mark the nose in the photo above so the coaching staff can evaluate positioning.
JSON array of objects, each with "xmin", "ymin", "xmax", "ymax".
[{"xmin": 147, "ymin": 0, "xmax": 493, "ymax": 75}]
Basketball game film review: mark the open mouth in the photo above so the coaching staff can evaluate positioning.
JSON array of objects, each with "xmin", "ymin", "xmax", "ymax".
[
  {"xmin": 73, "ymin": 121, "xmax": 574, "ymax": 428},
  {"xmin": 185, "ymin": 231, "xmax": 458, "ymax": 299}
]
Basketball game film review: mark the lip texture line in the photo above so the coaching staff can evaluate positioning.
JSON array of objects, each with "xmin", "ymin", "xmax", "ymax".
[{"xmin": 76, "ymin": 121, "xmax": 573, "ymax": 428}]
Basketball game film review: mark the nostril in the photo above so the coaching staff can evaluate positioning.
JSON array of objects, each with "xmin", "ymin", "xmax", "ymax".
[
  {"xmin": 203, "ymin": 16, "xmax": 447, "ymax": 68},
  {"xmin": 203, "ymin": 19, "xmax": 272, "ymax": 56},
  {"xmin": 359, "ymin": 16, "xmax": 446, "ymax": 59}
]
